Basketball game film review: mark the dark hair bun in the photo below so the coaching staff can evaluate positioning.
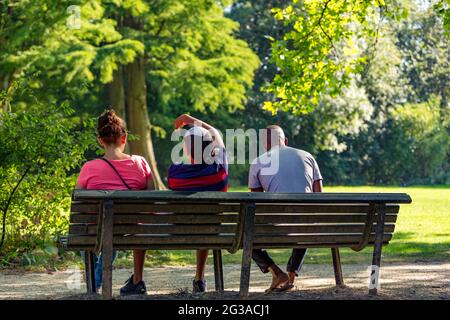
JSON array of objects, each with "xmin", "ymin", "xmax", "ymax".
[{"xmin": 97, "ymin": 108, "xmax": 127, "ymax": 145}]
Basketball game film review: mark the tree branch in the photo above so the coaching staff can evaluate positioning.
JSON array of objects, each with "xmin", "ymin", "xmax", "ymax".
[
  {"xmin": 155, "ymin": 20, "xmax": 166, "ymax": 37},
  {"xmin": 361, "ymin": 3, "xmax": 386, "ymax": 79},
  {"xmin": 0, "ymin": 166, "xmax": 31, "ymax": 250},
  {"xmin": 317, "ymin": 0, "xmax": 339, "ymax": 59}
]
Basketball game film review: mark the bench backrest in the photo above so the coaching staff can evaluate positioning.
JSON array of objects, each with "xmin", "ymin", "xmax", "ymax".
[
  {"xmin": 67, "ymin": 191, "xmax": 410, "ymax": 252},
  {"xmin": 252, "ymin": 203, "xmax": 398, "ymax": 250},
  {"xmin": 68, "ymin": 201, "xmax": 242, "ymax": 251}
]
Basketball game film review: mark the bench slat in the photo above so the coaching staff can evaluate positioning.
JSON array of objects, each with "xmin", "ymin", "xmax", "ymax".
[
  {"xmin": 70, "ymin": 213, "xmax": 397, "ymax": 224},
  {"xmin": 255, "ymin": 214, "xmax": 397, "ymax": 224},
  {"xmin": 65, "ymin": 242, "xmax": 391, "ymax": 251},
  {"xmin": 254, "ymin": 223, "xmax": 396, "ymax": 234},
  {"xmin": 252, "ymin": 241, "xmax": 391, "ymax": 249},
  {"xmin": 255, "ymin": 204, "xmax": 399, "ymax": 214},
  {"xmin": 70, "ymin": 203, "xmax": 399, "ymax": 215},
  {"xmin": 65, "ymin": 244, "xmax": 232, "ymax": 250},
  {"xmin": 253, "ymin": 234, "xmax": 392, "ymax": 244},
  {"xmin": 70, "ymin": 202, "xmax": 100, "ymax": 213},
  {"xmin": 113, "ymin": 203, "xmax": 240, "ymax": 214},
  {"xmin": 67, "ymin": 233, "xmax": 391, "ymax": 246},
  {"xmin": 71, "ymin": 202, "xmax": 240, "ymax": 214},
  {"xmin": 72, "ymin": 190, "xmax": 412, "ymax": 204},
  {"xmin": 70, "ymin": 214, "xmax": 238, "ymax": 224},
  {"xmin": 69, "ymin": 224, "xmax": 237, "ymax": 235},
  {"xmin": 68, "ymin": 235, "xmax": 234, "ymax": 246},
  {"xmin": 68, "ymin": 223, "xmax": 395, "ymax": 235}
]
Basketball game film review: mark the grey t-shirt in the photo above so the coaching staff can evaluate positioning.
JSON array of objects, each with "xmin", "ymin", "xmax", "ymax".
[{"xmin": 248, "ymin": 146, "xmax": 322, "ymax": 193}]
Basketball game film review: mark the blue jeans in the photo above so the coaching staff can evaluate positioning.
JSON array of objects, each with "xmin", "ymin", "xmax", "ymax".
[{"xmin": 82, "ymin": 251, "xmax": 117, "ymax": 289}]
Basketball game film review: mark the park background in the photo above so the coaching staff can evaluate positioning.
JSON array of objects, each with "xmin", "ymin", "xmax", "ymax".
[{"xmin": 0, "ymin": 0, "xmax": 449, "ymax": 276}]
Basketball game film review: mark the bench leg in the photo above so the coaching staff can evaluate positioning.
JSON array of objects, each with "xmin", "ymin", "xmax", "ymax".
[
  {"xmin": 331, "ymin": 248, "xmax": 344, "ymax": 287},
  {"xmin": 369, "ymin": 204, "xmax": 386, "ymax": 295},
  {"xmin": 84, "ymin": 251, "xmax": 96, "ymax": 293},
  {"xmin": 213, "ymin": 250, "xmax": 224, "ymax": 292},
  {"xmin": 239, "ymin": 203, "xmax": 256, "ymax": 299},
  {"xmin": 101, "ymin": 200, "xmax": 114, "ymax": 299}
]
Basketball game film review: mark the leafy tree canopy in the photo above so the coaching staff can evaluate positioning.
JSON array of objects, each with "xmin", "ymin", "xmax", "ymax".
[{"xmin": 263, "ymin": 0, "xmax": 407, "ymax": 115}]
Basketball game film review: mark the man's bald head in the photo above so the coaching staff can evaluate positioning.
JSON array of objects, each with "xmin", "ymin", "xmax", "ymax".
[{"xmin": 264, "ymin": 125, "xmax": 287, "ymax": 151}]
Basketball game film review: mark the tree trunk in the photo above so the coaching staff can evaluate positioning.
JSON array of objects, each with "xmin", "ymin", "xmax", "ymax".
[
  {"xmin": 440, "ymin": 87, "xmax": 449, "ymax": 121},
  {"xmin": 106, "ymin": 66, "xmax": 125, "ymax": 119},
  {"xmin": 1, "ymin": 74, "xmax": 10, "ymax": 112},
  {"xmin": 126, "ymin": 57, "xmax": 166, "ymax": 190},
  {"xmin": 106, "ymin": 66, "xmax": 130, "ymax": 153}
]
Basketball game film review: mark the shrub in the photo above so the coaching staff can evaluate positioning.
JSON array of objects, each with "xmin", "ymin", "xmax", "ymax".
[{"xmin": 0, "ymin": 102, "xmax": 96, "ymax": 265}]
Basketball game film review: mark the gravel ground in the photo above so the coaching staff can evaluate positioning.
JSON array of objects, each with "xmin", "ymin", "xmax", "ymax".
[{"xmin": 0, "ymin": 262, "xmax": 448, "ymax": 300}]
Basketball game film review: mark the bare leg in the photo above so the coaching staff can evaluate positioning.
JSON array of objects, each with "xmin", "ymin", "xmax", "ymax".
[
  {"xmin": 287, "ymin": 272, "xmax": 296, "ymax": 285},
  {"xmin": 195, "ymin": 249, "xmax": 209, "ymax": 280},
  {"xmin": 266, "ymin": 264, "xmax": 288, "ymax": 292},
  {"xmin": 133, "ymin": 250, "xmax": 145, "ymax": 284}
]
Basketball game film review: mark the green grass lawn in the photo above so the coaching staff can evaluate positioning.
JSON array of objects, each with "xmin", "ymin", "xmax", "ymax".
[{"xmin": 119, "ymin": 185, "xmax": 450, "ymax": 268}]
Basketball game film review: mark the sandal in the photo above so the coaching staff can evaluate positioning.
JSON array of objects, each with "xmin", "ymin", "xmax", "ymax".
[{"xmin": 272, "ymin": 281, "xmax": 295, "ymax": 293}]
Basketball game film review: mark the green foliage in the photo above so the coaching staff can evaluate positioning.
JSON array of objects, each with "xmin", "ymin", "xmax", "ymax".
[
  {"xmin": 264, "ymin": 0, "xmax": 390, "ymax": 114},
  {"xmin": 0, "ymin": 91, "xmax": 96, "ymax": 263},
  {"xmin": 396, "ymin": 7, "xmax": 450, "ymax": 115},
  {"xmin": 41, "ymin": 0, "xmax": 260, "ymax": 113},
  {"xmin": 227, "ymin": 0, "xmax": 449, "ymax": 186},
  {"xmin": 435, "ymin": 0, "xmax": 450, "ymax": 33},
  {"xmin": 323, "ymin": 97, "xmax": 450, "ymax": 186},
  {"xmin": 132, "ymin": 0, "xmax": 260, "ymax": 113},
  {"xmin": 387, "ymin": 98, "xmax": 450, "ymax": 183},
  {"xmin": 226, "ymin": 0, "xmax": 389, "ymax": 184},
  {"xmin": 2, "ymin": 0, "xmax": 260, "ymax": 162}
]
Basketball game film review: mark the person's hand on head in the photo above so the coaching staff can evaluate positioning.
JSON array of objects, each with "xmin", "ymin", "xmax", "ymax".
[{"xmin": 174, "ymin": 114, "xmax": 194, "ymax": 129}]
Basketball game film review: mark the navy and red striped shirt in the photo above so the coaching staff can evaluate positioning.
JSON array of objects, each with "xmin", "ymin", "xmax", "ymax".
[{"xmin": 168, "ymin": 150, "xmax": 228, "ymax": 192}]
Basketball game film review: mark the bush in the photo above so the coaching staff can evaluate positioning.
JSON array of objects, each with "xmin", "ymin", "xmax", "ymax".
[
  {"xmin": 0, "ymin": 102, "xmax": 96, "ymax": 266},
  {"xmin": 388, "ymin": 99, "xmax": 450, "ymax": 184}
]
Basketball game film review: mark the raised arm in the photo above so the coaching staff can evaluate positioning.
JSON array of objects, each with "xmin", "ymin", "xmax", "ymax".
[{"xmin": 174, "ymin": 114, "xmax": 225, "ymax": 149}]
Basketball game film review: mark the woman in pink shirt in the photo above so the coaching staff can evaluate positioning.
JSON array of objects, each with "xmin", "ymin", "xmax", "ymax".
[{"xmin": 77, "ymin": 109, "xmax": 153, "ymax": 295}]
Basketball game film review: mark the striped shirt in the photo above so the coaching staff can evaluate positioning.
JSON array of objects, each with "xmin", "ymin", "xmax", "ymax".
[{"xmin": 168, "ymin": 149, "xmax": 228, "ymax": 192}]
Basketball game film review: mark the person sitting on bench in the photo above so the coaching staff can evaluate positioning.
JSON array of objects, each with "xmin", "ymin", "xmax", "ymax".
[
  {"xmin": 168, "ymin": 114, "xmax": 228, "ymax": 294},
  {"xmin": 248, "ymin": 125, "xmax": 323, "ymax": 292},
  {"xmin": 76, "ymin": 109, "xmax": 154, "ymax": 295}
]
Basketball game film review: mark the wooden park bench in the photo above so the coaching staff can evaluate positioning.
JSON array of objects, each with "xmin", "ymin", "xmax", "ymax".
[{"xmin": 60, "ymin": 190, "xmax": 411, "ymax": 299}]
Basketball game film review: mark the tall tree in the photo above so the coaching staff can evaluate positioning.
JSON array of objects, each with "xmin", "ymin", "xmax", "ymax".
[
  {"xmin": 84, "ymin": 1, "xmax": 259, "ymax": 188},
  {"xmin": 396, "ymin": 7, "xmax": 450, "ymax": 119},
  {"xmin": 0, "ymin": 0, "xmax": 75, "ymax": 111},
  {"xmin": 1, "ymin": 1, "xmax": 259, "ymax": 188}
]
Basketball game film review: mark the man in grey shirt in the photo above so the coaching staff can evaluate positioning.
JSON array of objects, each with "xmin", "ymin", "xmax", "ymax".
[{"xmin": 248, "ymin": 125, "xmax": 323, "ymax": 292}]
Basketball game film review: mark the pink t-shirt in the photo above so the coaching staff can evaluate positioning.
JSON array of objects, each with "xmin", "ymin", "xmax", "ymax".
[{"xmin": 77, "ymin": 155, "xmax": 152, "ymax": 190}]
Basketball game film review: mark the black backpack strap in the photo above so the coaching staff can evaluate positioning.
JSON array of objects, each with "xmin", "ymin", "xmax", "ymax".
[{"xmin": 100, "ymin": 157, "xmax": 132, "ymax": 190}]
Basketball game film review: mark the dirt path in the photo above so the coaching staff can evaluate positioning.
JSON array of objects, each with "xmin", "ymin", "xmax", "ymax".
[{"xmin": 0, "ymin": 262, "xmax": 448, "ymax": 300}]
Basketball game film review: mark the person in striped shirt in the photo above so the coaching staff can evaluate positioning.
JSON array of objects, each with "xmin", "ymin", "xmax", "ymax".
[{"xmin": 168, "ymin": 114, "xmax": 228, "ymax": 293}]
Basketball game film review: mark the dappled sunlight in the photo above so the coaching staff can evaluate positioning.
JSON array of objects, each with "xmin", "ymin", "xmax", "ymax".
[{"xmin": 1, "ymin": 263, "xmax": 448, "ymax": 300}]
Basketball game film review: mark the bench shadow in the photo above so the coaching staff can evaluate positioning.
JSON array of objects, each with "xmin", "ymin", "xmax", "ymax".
[{"xmin": 56, "ymin": 281, "xmax": 449, "ymax": 300}]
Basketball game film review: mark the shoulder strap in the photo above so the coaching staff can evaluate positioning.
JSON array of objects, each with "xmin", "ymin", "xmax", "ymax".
[{"xmin": 100, "ymin": 157, "xmax": 132, "ymax": 190}]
